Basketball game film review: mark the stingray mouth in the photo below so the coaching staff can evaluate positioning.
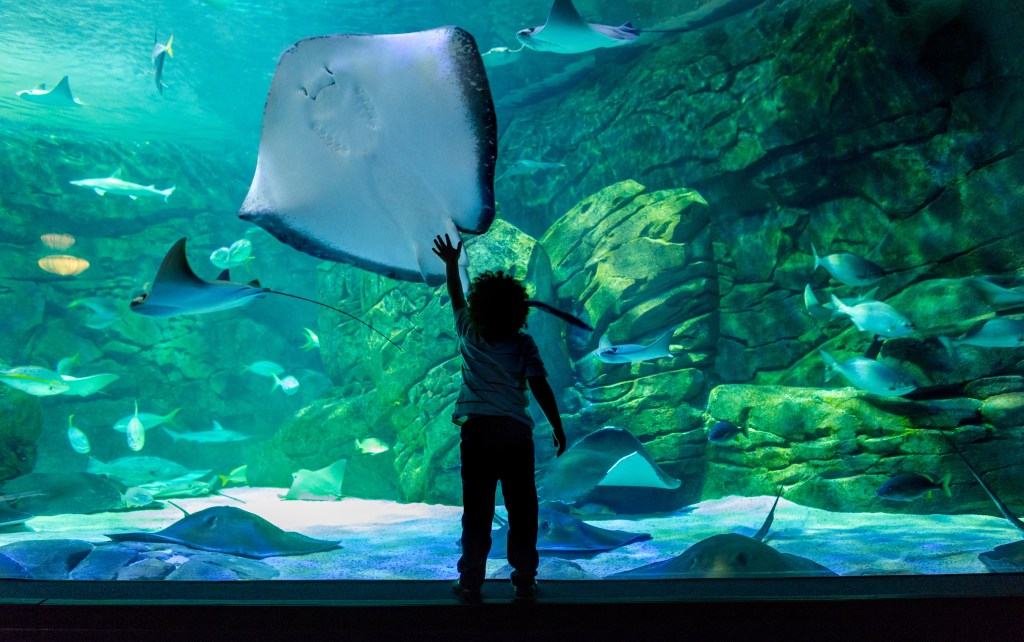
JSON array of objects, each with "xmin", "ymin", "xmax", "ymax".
[
  {"xmin": 515, "ymin": 28, "xmax": 536, "ymax": 41},
  {"xmin": 130, "ymin": 293, "xmax": 149, "ymax": 308}
]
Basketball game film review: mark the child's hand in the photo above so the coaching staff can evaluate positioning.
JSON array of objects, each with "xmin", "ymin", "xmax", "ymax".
[
  {"xmin": 432, "ymin": 234, "xmax": 462, "ymax": 266},
  {"xmin": 553, "ymin": 426, "xmax": 567, "ymax": 457}
]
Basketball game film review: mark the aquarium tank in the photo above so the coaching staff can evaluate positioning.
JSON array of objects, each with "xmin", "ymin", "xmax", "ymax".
[{"xmin": 0, "ymin": 0, "xmax": 1022, "ymax": 588}]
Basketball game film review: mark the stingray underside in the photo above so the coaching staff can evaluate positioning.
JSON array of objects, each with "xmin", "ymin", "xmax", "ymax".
[{"xmin": 240, "ymin": 27, "xmax": 497, "ymax": 286}]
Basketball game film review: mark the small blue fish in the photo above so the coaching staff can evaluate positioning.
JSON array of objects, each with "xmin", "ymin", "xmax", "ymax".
[
  {"xmin": 876, "ymin": 473, "xmax": 951, "ymax": 501},
  {"xmin": 939, "ymin": 318, "xmax": 1024, "ymax": 351},
  {"xmin": 243, "ymin": 360, "xmax": 285, "ymax": 377},
  {"xmin": 821, "ymin": 350, "xmax": 917, "ymax": 397},
  {"xmin": 210, "ymin": 239, "xmax": 255, "ymax": 270},
  {"xmin": 812, "ymin": 244, "xmax": 884, "ymax": 287},
  {"xmin": 68, "ymin": 297, "xmax": 122, "ymax": 329},
  {"xmin": 830, "ymin": 294, "xmax": 915, "ymax": 338},
  {"xmin": 271, "ymin": 373, "xmax": 300, "ymax": 396},
  {"xmin": 707, "ymin": 420, "xmax": 746, "ymax": 444}
]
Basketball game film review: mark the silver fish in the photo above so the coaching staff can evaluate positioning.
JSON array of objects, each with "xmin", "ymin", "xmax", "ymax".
[
  {"xmin": 821, "ymin": 350, "xmax": 917, "ymax": 397},
  {"xmin": 127, "ymin": 401, "xmax": 145, "ymax": 452},
  {"xmin": 876, "ymin": 473, "xmax": 950, "ymax": 501},
  {"xmin": 152, "ymin": 31, "xmax": 174, "ymax": 94},
  {"xmin": 271, "ymin": 373, "xmax": 300, "ymax": 395},
  {"xmin": 86, "ymin": 455, "xmax": 192, "ymax": 486},
  {"xmin": 939, "ymin": 318, "xmax": 1024, "ymax": 351},
  {"xmin": 59, "ymin": 372, "xmax": 120, "ymax": 397},
  {"xmin": 66, "ymin": 415, "xmax": 91, "ymax": 454},
  {"xmin": 594, "ymin": 327, "xmax": 676, "ymax": 364},
  {"xmin": 0, "ymin": 366, "xmax": 69, "ymax": 396},
  {"xmin": 113, "ymin": 407, "xmax": 181, "ymax": 432},
  {"xmin": 968, "ymin": 277, "xmax": 1024, "ymax": 306},
  {"xmin": 812, "ymin": 244, "xmax": 884, "ymax": 286},
  {"xmin": 829, "ymin": 294, "xmax": 915, "ymax": 338}
]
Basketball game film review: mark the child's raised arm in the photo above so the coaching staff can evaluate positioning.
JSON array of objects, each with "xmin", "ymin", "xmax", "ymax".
[{"xmin": 432, "ymin": 234, "xmax": 466, "ymax": 313}]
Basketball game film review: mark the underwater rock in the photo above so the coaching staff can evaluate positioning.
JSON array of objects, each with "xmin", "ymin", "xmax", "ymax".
[
  {"xmin": 0, "ymin": 539, "xmax": 94, "ymax": 580},
  {"xmin": 68, "ymin": 545, "xmax": 142, "ymax": 580},
  {"xmin": 491, "ymin": 557, "xmax": 597, "ymax": 581},
  {"xmin": 704, "ymin": 383, "xmax": 1024, "ymax": 516},
  {"xmin": 168, "ymin": 553, "xmax": 279, "ymax": 580},
  {"xmin": 0, "ymin": 385, "xmax": 42, "ymax": 482}
]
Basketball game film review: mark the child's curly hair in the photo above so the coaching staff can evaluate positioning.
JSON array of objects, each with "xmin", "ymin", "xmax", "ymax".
[{"xmin": 468, "ymin": 270, "xmax": 529, "ymax": 341}]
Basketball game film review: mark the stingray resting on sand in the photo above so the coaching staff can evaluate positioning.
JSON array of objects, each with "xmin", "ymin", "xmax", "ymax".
[
  {"xmin": 609, "ymin": 489, "xmax": 836, "ymax": 578},
  {"xmin": 106, "ymin": 506, "xmax": 340, "ymax": 559},
  {"xmin": 487, "ymin": 507, "xmax": 651, "ymax": 558},
  {"xmin": 238, "ymin": 27, "xmax": 497, "ymax": 287}
]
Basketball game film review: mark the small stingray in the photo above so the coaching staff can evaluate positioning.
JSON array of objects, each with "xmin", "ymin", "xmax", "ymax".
[
  {"xmin": 0, "ymin": 504, "xmax": 32, "ymax": 529},
  {"xmin": 130, "ymin": 238, "xmax": 399, "ymax": 348},
  {"xmin": 1, "ymin": 472, "xmax": 126, "ymax": 515},
  {"xmin": 536, "ymin": 426, "xmax": 680, "ymax": 504},
  {"xmin": 610, "ymin": 490, "xmax": 835, "ymax": 578},
  {"xmin": 490, "ymin": 508, "xmax": 651, "ymax": 558},
  {"xmin": 979, "ymin": 541, "xmax": 1024, "ymax": 572},
  {"xmin": 106, "ymin": 505, "xmax": 341, "ymax": 559},
  {"xmin": 238, "ymin": 27, "xmax": 497, "ymax": 286},
  {"xmin": 16, "ymin": 75, "xmax": 84, "ymax": 107},
  {"xmin": 281, "ymin": 459, "xmax": 347, "ymax": 500}
]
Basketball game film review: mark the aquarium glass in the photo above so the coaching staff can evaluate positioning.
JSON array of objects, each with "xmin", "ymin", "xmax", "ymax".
[{"xmin": 0, "ymin": 0, "xmax": 1022, "ymax": 583}]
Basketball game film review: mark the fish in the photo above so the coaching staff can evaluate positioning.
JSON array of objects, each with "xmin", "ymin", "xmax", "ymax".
[
  {"xmin": 112, "ymin": 407, "xmax": 181, "ymax": 432},
  {"xmin": 217, "ymin": 465, "xmax": 248, "ymax": 488},
  {"xmin": 516, "ymin": 0, "xmax": 640, "ymax": 54},
  {"xmin": 86, "ymin": 456, "xmax": 194, "ymax": 487},
  {"xmin": 242, "ymin": 360, "xmax": 285, "ymax": 377},
  {"xmin": 707, "ymin": 420, "xmax": 746, "ymax": 444},
  {"xmin": 68, "ymin": 297, "xmax": 122, "ymax": 329},
  {"xmin": 875, "ymin": 473, "xmax": 951, "ymax": 501},
  {"xmin": 967, "ymin": 277, "xmax": 1024, "ymax": 307},
  {"xmin": 237, "ymin": 27, "xmax": 497, "ymax": 288},
  {"xmin": 939, "ymin": 318, "xmax": 1024, "ymax": 351},
  {"xmin": 497, "ymin": 160, "xmax": 566, "ymax": 181},
  {"xmin": 821, "ymin": 350, "xmax": 918, "ymax": 397},
  {"xmin": 209, "ymin": 239, "xmax": 254, "ymax": 270},
  {"xmin": 593, "ymin": 327, "xmax": 676, "ymax": 364},
  {"xmin": 355, "ymin": 438, "xmax": 390, "ymax": 455},
  {"xmin": 299, "ymin": 327, "xmax": 319, "ymax": 351},
  {"xmin": 811, "ymin": 244, "xmax": 884, "ymax": 286},
  {"xmin": 281, "ymin": 459, "xmax": 347, "ymax": 500},
  {"xmin": 106, "ymin": 505, "xmax": 341, "ymax": 558},
  {"xmin": 138, "ymin": 473, "xmax": 216, "ymax": 499},
  {"xmin": 55, "ymin": 354, "xmax": 80, "ymax": 376},
  {"xmin": 126, "ymin": 401, "xmax": 145, "ymax": 452},
  {"xmin": 536, "ymin": 426, "xmax": 681, "ymax": 505},
  {"xmin": 486, "ymin": 508, "xmax": 651, "ymax": 558},
  {"xmin": 130, "ymin": 238, "xmax": 398, "ymax": 348},
  {"xmin": 58, "ymin": 372, "xmax": 120, "ymax": 397},
  {"xmin": 480, "ymin": 45, "xmax": 525, "ymax": 68},
  {"xmin": 163, "ymin": 420, "xmax": 252, "ymax": 444},
  {"xmin": 829, "ymin": 294, "xmax": 915, "ymax": 338},
  {"xmin": 271, "ymin": 373, "xmax": 299, "ymax": 396},
  {"xmin": 69, "ymin": 169, "xmax": 175, "ymax": 201},
  {"xmin": 16, "ymin": 75, "xmax": 84, "ymax": 107},
  {"xmin": 803, "ymin": 284, "xmax": 834, "ymax": 322},
  {"xmin": 0, "ymin": 365, "xmax": 69, "ymax": 396},
  {"xmin": 152, "ymin": 31, "xmax": 174, "ymax": 94},
  {"xmin": 123, "ymin": 487, "xmax": 155, "ymax": 508},
  {"xmin": 66, "ymin": 415, "xmax": 91, "ymax": 454}
]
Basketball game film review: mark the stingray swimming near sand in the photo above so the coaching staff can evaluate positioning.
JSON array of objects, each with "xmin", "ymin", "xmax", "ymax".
[
  {"xmin": 238, "ymin": 27, "xmax": 497, "ymax": 287},
  {"xmin": 130, "ymin": 238, "xmax": 400, "ymax": 349},
  {"xmin": 106, "ymin": 505, "xmax": 340, "ymax": 559},
  {"xmin": 487, "ymin": 507, "xmax": 651, "ymax": 558}
]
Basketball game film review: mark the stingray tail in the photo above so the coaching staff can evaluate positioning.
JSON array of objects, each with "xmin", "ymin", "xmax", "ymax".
[
  {"xmin": 526, "ymin": 300, "xmax": 593, "ymax": 331},
  {"xmin": 265, "ymin": 289, "xmax": 403, "ymax": 351},
  {"xmin": 942, "ymin": 431, "xmax": 1024, "ymax": 534}
]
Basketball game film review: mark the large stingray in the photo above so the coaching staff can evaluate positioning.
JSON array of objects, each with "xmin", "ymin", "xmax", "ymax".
[
  {"xmin": 131, "ymin": 238, "xmax": 398, "ymax": 348},
  {"xmin": 238, "ymin": 27, "xmax": 497, "ymax": 287},
  {"xmin": 489, "ymin": 508, "xmax": 651, "ymax": 558},
  {"xmin": 281, "ymin": 459, "xmax": 347, "ymax": 500},
  {"xmin": 536, "ymin": 426, "xmax": 681, "ymax": 505},
  {"xmin": 106, "ymin": 505, "xmax": 341, "ymax": 559},
  {"xmin": 2, "ymin": 472, "xmax": 126, "ymax": 516},
  {"xmin": 609, "ymin": 491, "xmax": 836, "ymax": 578}
]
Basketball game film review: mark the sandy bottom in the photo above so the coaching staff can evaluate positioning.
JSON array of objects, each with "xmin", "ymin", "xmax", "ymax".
[{"xmin": 0, "ymin": 488, "xmax": 1017, "ymax": 579}]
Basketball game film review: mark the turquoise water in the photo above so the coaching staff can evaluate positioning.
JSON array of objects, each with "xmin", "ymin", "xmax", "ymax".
[{"xmin": 0, "ymin": 0, "xmax": 1023, "ymax": 582}]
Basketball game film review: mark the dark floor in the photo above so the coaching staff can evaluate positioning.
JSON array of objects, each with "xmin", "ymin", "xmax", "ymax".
[{"xmin": 1, "ymin": 574, "xmax": 1022, "ymax": 640}]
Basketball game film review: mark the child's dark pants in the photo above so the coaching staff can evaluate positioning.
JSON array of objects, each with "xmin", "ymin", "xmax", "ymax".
[{"xmin": 457, "ymin": 415, "xmax": 539, "ymax": 591}]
